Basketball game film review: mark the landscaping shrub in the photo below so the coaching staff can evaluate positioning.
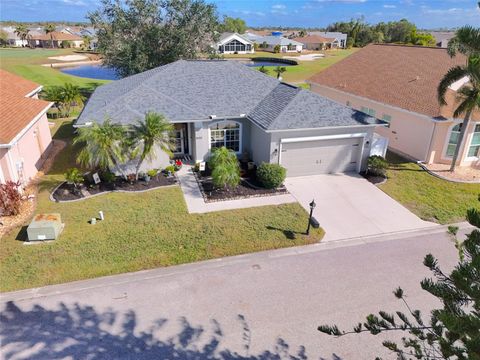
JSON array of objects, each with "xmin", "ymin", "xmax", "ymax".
[
  {"xmin": 165, "ymin": 165, "xmax": 176, "ymax": 174},
  {"xmin": 367, "ymin": 155, "xmax": 388, "ymax": 177},
  {"xmin": 65, "ymin": 168, "xmax": 84, "ymax": 188},
  {"xmin": 209, "ymin": 147, "xmax": 240, "ymax": 188},
  {"xmin": 0, "ymin": 181, "xmax": 22, "ymax": 216},
  {"xmin": 100, "ymin": 171, "xmax": 116, "ymax": 183},
  {"xmin": 147, "ymin": 169, "xmax": 158, "ymax": 177},
  {"xmin": 256, "ymin": 163, "xmax": 286, "ymax": 189}
]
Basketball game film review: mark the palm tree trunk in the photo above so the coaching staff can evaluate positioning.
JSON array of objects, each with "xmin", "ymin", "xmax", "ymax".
[
  {"xmin": 135, "ymin": 157, "xmax": 144, "ymax": 181},
  {"xmin": 450, "ymin": 110, "xmax": 472, "ymax": 172}
]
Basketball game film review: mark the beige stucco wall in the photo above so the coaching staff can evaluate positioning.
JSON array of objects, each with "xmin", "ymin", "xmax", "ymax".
[{"xmin": 310, "ymin": 83, "xmax": 479, "ymax": 167}]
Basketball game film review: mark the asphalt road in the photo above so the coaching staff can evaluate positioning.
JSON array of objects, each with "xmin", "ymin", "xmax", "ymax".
[{"xmin": 0, "ymin": 227, "xmax": 467, "ymax": 360}]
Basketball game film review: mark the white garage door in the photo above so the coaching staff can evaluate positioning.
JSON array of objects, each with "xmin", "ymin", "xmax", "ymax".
[{"xmin": 280, "ymin": 137, "xmax": 362, "ymax": 177}]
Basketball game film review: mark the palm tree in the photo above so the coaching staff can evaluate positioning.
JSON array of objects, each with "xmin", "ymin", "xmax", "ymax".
[
  {"xmin": 43, "ymin": 23, "xmax": 56, "ymax": 48},
  {"xmin": 438, "ymin": 26, "xmax": 480, "ymax": 172},
  {"xmin": 14, "ymin": 25, "xmax": 30, "ymax": 46},
  {"xmin": 43, "ymin": 83, "xmax": 85, "ymax": 117},
  {"xmin": 130, "ymin": 112, "xmax": 175, "ymax": 180},
  {"xmin": 258, "ymin": 65, "xmax": 269, "ymax": 74},
  {"xmin": 209, "ymin": 147, "xmax": 240, "ymax": 189},
  {"xmin": 273, "ymin": 66, "xmax": 286, "ymax": 79},
  {"xmin": 74, "ymin": 119, "xmax": 128, "ymax": 178}
]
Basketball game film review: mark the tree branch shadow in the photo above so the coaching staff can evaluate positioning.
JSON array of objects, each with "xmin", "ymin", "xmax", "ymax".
[{"xmin": 0, "ymin": 301, "xmax": 343, "ymax": 360}]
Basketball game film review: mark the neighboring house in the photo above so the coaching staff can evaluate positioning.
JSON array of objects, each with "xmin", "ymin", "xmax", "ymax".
[
  {"xmin": 1, "ymin": 26, "xmax": 28, "ymax": 47},
  {"xmin": 308, "ymin": 44, "xmax": 480, "ymax": 169},
  {"xmin": 29, "ymin": 31, "xmax": 83, "ymax": 48},
  {"xmin": 309, "ymin": 32, "xmax": 347, "ymax": 48},
  {"xmin": 256, "ymin": 36, "xmax": 303, "ymax": 53},
  {"xmin": 292, "ymin": 35, "xmax": 338, "ymax": 50},
  {"xmin": 216, "ymin": 33, "xmax": 254, "ymax": 54},
  {"xmin": 76, "ymin": 60, "xmax": 385, "ymax": 177},
  {"xmin": 0, "ymin": 70, "xmax": 53, "ymax": 186},
  {"xmin": 430, "ymin": 31, "xmax": 455, "ymax": 48}
]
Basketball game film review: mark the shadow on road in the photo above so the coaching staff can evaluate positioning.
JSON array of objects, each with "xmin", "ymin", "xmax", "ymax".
[{"xmin": 0, "ymin": 301, "xmax": 344, "ymax": 360}]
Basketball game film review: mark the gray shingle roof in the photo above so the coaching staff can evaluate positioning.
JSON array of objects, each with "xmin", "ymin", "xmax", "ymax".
[{"xmin": 76, "ymin": 60, "xmax": 382, "ymax": 130}]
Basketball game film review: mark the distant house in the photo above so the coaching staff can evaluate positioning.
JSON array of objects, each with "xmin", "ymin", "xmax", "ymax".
[
  {"xmin": 29, "ymin": 31, "xmax": 83, "ymax": 48},
  {"xmin": 0, "ymin": 26, "xmax": 28, "ymax": 47},
  {"xmin": 430, "ymin": 31, "xmax": 455, "ymax": 48},
  {"xmin": 250, "ymin": 35, "xmax": 303, "ymax": 53},
  {"xmin": 309, "ymin": 32, "xmax": 347, "ymax": 48},
  {"xmin": 309, "ymin": 44, "xmax": 480, "ymax": 169},
  {"xmin": 0, "ymin": 70, "xmax": 53, "ymax": 186},
  {"xmin": 293, "ymin": 35, "xmax": 339, "ymax": 50},
  {"xmin": 216, "ymin": 33, "xmax": 254, "ymax": 54}
]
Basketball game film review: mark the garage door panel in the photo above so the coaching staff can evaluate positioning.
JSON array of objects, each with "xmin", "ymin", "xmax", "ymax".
[{"xmin": 281, "ymin": 138, "xmax": 362, "ymax": 176}]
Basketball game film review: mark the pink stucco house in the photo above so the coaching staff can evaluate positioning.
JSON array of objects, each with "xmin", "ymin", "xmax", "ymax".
[
  {"xmin": 309, "ymin": 44, "xmax": 480, "ymax": 169},
  {"xmin": 0, "ymin": 70, "xmax": 53, "ymax": 186}
]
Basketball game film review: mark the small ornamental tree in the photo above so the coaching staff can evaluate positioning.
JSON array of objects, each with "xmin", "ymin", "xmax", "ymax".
[
  {"xmin": 209, "ymin": 147, "xmax": 240, "ymax": 189},
  {"xmin": 258, "ymin": 65, "xmax": 269, "ymax": 74},
  {"xmin": 257, "ymin": 163, "xmax": 286, "ymax": 189},
  {"xmin": 0, "ymin": 181, "xmax": 22, "ymax": 216},
  {"xmin": 367, "ymin": 155, "xmax": 388, "ymax": 177},
  {"xmin": 273, "ymin": 44, "xmax": 281, "ymax": 53},
  {"xmin": 65, "ymin": 168, "xmax": 84, "ymax": 189},
  {"xmin": 318, "ymin": 207, "xmax": 480, "ymax": 360}
]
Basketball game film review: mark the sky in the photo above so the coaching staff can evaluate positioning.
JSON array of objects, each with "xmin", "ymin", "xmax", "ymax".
[{"xmin": 1, "ymin": 0, "xmax": 479, "ymax": 29}]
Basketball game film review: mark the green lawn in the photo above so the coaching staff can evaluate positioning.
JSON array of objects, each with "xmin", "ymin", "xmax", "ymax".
[
  {"xmin": 378, "ymin": 152, "xmax": 480, "ymax": 224},
  {"xmin": 0, "ymin": 120, "xmax": 324, "ymax": 292},
  {"xmin": 224, "ymin": 49, "xmax": 358, "ymax": 83},
  {"xmin": 0, "ymin": 48, "xmax": 108, "ymax": 90}
]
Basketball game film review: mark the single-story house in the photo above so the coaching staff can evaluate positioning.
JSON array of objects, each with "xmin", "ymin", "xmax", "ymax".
[
  {"xmin": 216, "ymin": 33, "xmax": 254, "ymax": 54},
  {"xmin": 0, "ymin": 70, "xmax": 53, "ymax": 186},
  {"xmin": 309, "ymin": 32, "xmax": 347, "ymax": 48},
  {"xmin": 293, "ymin": 35, "xmax": 338, "ymax": 51},
  {"xmin": 29, "ymin": 31, "xmax": 83, "ymax": 48},
  {"xmin": 75, "ymin": 60, "xmax": 386, "ymax": 177},
  {"xmin": 255, "ymin": 36, "xmax": 304, "ymax": 53},
  {"xmin": 0, "ymin": 27, "xmax": 28, "ymax": 47},
  {"xmin": 308, "ymin": 44, "xmax": 480, "ymax": 169}
]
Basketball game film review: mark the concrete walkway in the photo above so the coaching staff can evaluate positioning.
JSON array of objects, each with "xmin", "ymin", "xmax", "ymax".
[
  {"xmin": 177, "ymin": 167, "xmax": 296, "ymax": 213},
  {"xmin": 286, "ymin": 173, "xmax": 437, "ymax": 241}
]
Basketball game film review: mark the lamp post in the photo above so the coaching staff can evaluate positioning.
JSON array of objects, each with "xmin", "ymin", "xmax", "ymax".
[{"xmin": 306, "ymin": 199, "xmax": 316, "ymax": 235}]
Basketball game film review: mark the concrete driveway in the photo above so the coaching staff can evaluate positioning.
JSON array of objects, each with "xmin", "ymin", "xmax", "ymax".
[{"xmin": 285, "ymin": 173, "xmax": 436, "ymax": 241}]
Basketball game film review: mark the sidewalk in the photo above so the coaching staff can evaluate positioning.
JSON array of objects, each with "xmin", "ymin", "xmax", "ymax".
[{"xmin": 176, "ymin": 166, "xmax": 296, "ymax": 213}]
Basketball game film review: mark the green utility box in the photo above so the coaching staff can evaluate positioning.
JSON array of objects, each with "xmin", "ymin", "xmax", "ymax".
[{"xmin": 27, "ymin": 213, "xmax": 63, "ymax": 241}]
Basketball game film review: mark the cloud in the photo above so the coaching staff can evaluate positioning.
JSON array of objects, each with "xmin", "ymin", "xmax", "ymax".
[
  {"xmin": 62, "ymin": 0, "xmax": 87, "ymax": 5},
  {"xmin": 271, "ymin": 4, "xmax": 287, "ymax": 14},
  {"xmin": 383, "ymin": 4, "xmax": 396, "ymax": 8},
  {"xmin": 235, "ymin": 9, "xmax": 265, "ymax": 17},
  {"xmin": 271, "ymin": 4, "xmax": 286, "ymax": 9}
]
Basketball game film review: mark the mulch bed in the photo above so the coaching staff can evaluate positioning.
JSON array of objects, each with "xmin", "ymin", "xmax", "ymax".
[
  {"xmin": 194, "ymin": 171, "xmax": 287, "ymax": 202},
  {"xmin": 52, "ymin": 174, "xmax": 177, "ymax": 202},
  {"xmin": 361, "ymin": 172, "xmax": 387, "ymax": 185}
]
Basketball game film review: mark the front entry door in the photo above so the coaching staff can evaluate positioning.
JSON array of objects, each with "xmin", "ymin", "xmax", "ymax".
[{"xmin": 173, "ymin": 129, "xmax": 184, "ymax": 154}]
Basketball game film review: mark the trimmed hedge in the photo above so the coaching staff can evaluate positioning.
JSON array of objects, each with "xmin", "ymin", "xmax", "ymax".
[{"xmin": 257, "ymin": 163, "xmax": 286, "ymax": 189}]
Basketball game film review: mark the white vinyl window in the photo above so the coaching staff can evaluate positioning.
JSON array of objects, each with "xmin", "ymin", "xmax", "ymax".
[
  {"xmin": 361, "ymin": 106, "xmax": 376, "ymax": 117},
  {"xmin": 209, "ymin": 121, "xmax": 241, "ymax": 153},
  {"xmin": 467, "ymin": 124, "xmax": 480, "ymax": 158},
  {"xmin": 446, "ymin": 123, "xmax": 462, "ymax": 157}
]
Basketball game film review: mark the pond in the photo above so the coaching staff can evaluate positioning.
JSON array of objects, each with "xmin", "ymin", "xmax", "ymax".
[
  {"xmin": 59, "ymin": 64, "xmax": 121, "ymax": 80},
  {"xmin": 59, "ymin": 59, "xmax": 296, "ymax": 81}
]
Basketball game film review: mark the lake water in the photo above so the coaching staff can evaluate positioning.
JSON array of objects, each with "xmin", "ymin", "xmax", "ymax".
[
  {"xmin": 60, "ymin": 64, "xmax": 121, "ymax": 80},
  {"xmin": 59, "ymin": 60, "xmax": 295, "ymax": 80}
]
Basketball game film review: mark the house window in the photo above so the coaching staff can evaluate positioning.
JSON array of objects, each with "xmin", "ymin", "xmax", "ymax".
[
  {"xmin": 361, "ymin": 106, "xmax": 376, "ymax": 117},
  {"xmin": 173, "ymin": 129, "xmax": 184, "ymax": 154},
  {"xmin": 446, "ymin": 123, "xmax": 462, "ymax": 157},
  {"xmin": 210, "ymin": 121, "xmax": 241, "ymax": 152},
  {"xmin": 223, "ymin": 39, "xmax": 246, "ymax": 52},
  {"xmin": 467, "ymin": 124, "xmax": 480, "ymax": 158},
  {"xmin": 382, "ymin": 114, "xmax": 392, "ymax": 128}
]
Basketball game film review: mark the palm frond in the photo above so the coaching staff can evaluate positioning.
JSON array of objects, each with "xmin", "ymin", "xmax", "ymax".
[
  {"xmin": 447, "ymin": 26, "xmax": 480, "ymax": 57},
  {"xmin": 437, "ymin": 66, "xmax": 469, "ymax": 105}
]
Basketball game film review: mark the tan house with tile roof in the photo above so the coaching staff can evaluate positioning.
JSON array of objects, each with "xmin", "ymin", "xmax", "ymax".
[
  {"xmin": 308, "ymin": 43, "xmax": 480, "ymax": 168},
  {"xmin": 30, "ymin": 31, "xmax": 83, "ymax": 48},
  {"xmin": 0, "ymin": 70, "xmax": 53, "ymax": 186},
  {"xmin": 293, "ymin": 35, "xmax": 338, "ymax": 50}
]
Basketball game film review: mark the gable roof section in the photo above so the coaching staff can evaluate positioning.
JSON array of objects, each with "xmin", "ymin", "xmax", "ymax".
[
  {"xmin": 0, "ymin": 71, "xmax": 51, "ymax": 145},
  {"xmin": 31, "ymin": 31, "xmax": 82, "ymax": 41},
  {"xmin": 259, "ymin": 36, "xmax": 303, "ymax": 46},
  {"xmin": 218, "ymin": 32, "xmax": 252, "ymax": 45},
  {"xmin": 77, "ymin": 60, "xmax": 382, "ymax": 130},
  {"xmin": 309, "ymin": 44, "xmax": 467, "ymax": 118}
]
